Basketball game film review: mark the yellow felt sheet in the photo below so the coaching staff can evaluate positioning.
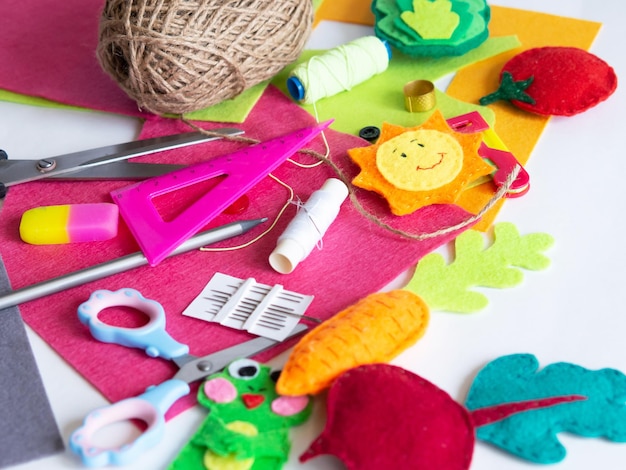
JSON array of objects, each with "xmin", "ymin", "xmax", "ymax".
[{"xmin": 314, "ymin": 2, "xmax": 602, "ymax": 229}]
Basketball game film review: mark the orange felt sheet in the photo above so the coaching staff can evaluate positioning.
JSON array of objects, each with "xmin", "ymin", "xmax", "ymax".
[
  {"xmin": 314, "ymin": 2, "xmax": 602, "ymax": 229},
  {"xmin": 314, "ymin": 0, "xmax": 375, "ymax": 27}
]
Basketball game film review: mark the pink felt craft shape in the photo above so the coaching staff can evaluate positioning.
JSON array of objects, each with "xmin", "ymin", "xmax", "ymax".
[
  {"xmin": 203, "ymin": 377, "xmax": 238, "ymax": 404},
  {"xmin": 271, "ymin": 395, "xmax": 310, "ymax": 416}
]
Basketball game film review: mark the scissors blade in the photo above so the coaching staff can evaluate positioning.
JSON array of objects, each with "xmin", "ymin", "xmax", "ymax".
[
  {"xmin": 0, "ymin": 127, "xmax": 243, "ymax": 188},
  {"xmin": 173, "ymin": 323, "xmax": 309, "ymax": 384},
  {"xmin": 46, "ymin": 161, "xmax": 186, "ymax": 180}
]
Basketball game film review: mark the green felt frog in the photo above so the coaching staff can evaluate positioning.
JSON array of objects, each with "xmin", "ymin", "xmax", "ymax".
[{"xmin": 169, "ymin": 359, "xmax": 312, "ymax": 470}]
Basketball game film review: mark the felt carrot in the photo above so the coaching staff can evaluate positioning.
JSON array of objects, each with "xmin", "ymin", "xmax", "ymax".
[
  {"xmin": 276, "ymin": 223, "xmax": 553, "ymax": 396},
  {"xmin": 480, "ymin": 46, "xmax": 617, "ymax": 116},
  {"xmin": 276, "ymin": 290, "xmax": 429, "ymax": 396}
]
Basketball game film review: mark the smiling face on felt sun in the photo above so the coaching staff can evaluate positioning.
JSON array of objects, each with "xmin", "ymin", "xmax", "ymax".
[
  {"xmin": 348, "ymin": 110, "xmax": 494, "ymax": 216},
  {"xmin": 376, "ymin": 129, "xmax": 464, "ymax": 191}
]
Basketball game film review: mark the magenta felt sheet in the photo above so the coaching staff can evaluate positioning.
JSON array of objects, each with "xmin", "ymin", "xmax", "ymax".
[
  {"xmin": 0, "ymin": 0, "xmax": 147, "ymax": 117},
  {"xmin": 0, "ymin": 87, "xmax": 473, "ymax": 417}
]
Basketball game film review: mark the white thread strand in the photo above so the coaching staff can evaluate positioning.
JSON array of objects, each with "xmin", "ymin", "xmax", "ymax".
[{"xmin": 288, "ymin": 36, "xmax": 390, "ymax": 104}]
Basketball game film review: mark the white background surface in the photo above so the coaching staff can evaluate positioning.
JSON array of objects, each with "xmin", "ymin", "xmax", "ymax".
[{"xmin": 2, "ymin": 1, "xmax": 626, "ymax": 469}]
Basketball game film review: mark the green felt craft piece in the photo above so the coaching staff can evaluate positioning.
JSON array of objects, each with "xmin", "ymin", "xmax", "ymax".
[
  {"xmin": 0, "ymin": 89, "xmax": 84, "ymax": 111},
  {"xmin": 466, "ymin": 354, "xmax": 626, "ymax": 464},
  {"xmin": 273, "ymin": 35, "xmax": 520, "ymax": 135},
  {"xmin": 404, "ymin": 222, "xmax": 554, "ymax": 313},
  {"xmin": 169, "ymin": 359, "xmax": 312, "ymax": 470},
  {"xmin": 178, "ymin": 81, "xmax": 268, "ymax": 123},
  {"xmin": 373, "ymin": 0, "xmax": 491, "ymax": 57},
  {"xmin": 479, "ymin": 71, "xmax": 536, "ymax": 106},
  {"xmin": 0, "ymin": 81, "xmax": 268, "ymax": 124},
  {"xmin": 400, "ymin": 0, "xmax": 461, "ymax": 40}
]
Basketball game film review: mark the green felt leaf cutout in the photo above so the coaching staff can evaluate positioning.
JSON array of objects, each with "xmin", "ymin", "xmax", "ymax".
[{"xmin": 404, "ymin": 222, "xmax": 554, "ymax": 312}]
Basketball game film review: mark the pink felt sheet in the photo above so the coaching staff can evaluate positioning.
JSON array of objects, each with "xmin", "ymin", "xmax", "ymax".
[
  {"xmin": 0, "ymin": 0, "xmax": 147, "ymax": 117},
  {"xmin": 0, "ymin": 87, "xmax": 474, "ymax": 417}
]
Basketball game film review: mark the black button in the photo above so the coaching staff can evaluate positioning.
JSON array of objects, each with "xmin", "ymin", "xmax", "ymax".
[{"xmin": 358, "ymin": 126, "xmax": 380, "ymax": 142}]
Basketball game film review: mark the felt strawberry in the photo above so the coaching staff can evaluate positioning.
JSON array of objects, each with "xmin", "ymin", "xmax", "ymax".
[{"xmin": 480, "ymin": 46, "xmax": 617, "ymax": 116}]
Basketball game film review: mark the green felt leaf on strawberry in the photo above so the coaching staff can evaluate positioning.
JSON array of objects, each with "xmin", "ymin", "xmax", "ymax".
[{"xmin": 480, "ymin": 46, "xmax": 618, "ymax": 116}]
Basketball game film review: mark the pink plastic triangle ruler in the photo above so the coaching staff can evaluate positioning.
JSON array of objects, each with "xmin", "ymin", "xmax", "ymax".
[{"xmin": 111, "ymin": 121, "xmax": 332, "ymax": 266}]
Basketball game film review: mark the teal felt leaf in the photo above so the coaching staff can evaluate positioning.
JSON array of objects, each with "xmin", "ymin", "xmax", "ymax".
[
  {"xmin": 465, "ymin": 354, "xmax": 626, "ymax": 463},
  {"xmin": 404, "ymin": 223, "xmax": 554, "ymax": 313}
]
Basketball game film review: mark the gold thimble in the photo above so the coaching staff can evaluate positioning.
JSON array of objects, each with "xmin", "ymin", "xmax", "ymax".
[{"xmin": 403, "ymin": 80, "xmax": 436, "ymax": 112}]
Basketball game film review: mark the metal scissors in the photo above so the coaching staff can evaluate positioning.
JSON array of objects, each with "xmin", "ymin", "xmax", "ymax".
[
  {"xmin": 0, "ymin": 127, "xmax": 243, "ymax": 198},
  {"xmin": 69, "ymin": 288, "xmax": 306, "ymax": 467}
]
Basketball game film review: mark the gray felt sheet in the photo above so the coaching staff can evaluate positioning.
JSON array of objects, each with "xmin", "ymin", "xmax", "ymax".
[{"xmin": 0, "ymin": 257, "xmax": 65, "ymax": 467}]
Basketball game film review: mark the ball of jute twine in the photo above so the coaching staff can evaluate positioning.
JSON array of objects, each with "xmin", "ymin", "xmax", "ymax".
[{"xmin": 97, "ymin": 0, "xmax": 313, "ymax": 115}]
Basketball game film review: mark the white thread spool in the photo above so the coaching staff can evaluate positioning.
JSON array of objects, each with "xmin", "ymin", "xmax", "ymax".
[
  {"xmin": 269, "ymin": 178, "xmax": 349, "ymax": 274},
  {"xmin": 287, "ymin": 36, "xmax": 391, "ymax": 104}
]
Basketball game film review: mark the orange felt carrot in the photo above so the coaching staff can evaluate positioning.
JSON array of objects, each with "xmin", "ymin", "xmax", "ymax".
[{"xmin": 276, "ymin": 290, "xmax": 429, "ymax": 396}]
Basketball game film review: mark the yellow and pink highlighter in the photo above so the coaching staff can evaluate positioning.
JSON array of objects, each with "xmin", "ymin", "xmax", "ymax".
[{"xmin": 19, "ymin": 203, "xmax": 119, "ymax": 245}]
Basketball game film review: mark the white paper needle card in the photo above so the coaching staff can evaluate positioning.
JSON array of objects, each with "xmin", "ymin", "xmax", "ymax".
[{"xmin": 183, "ymin": 272, "xmax": 314, "ymax": 341}]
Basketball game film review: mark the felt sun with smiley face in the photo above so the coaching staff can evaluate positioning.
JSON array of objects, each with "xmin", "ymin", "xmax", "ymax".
[{"xmin": 348, "ymin": 110, "xmax": 494, "ymax": 216}]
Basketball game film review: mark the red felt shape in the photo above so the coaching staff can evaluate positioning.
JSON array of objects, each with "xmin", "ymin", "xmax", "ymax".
[
  {"xmin": 0, "ymin": 87, "xmax": 474, "ymax": 419},
  {"xmin": 301, "ymin": 364, "xmax": 475, "ymax": 470},
  {"xmin": 482, "ymin": 46, "xmax": 618, "ymax": 116}
]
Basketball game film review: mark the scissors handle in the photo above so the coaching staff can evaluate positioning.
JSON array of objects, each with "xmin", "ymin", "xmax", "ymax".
[
  {"xmin": 70, "ymin": 379, "xmax": 190, "ymax": 467},
  {"xmin": 78, "ymin": 288, "xmax": 189, "ymax": 360}
]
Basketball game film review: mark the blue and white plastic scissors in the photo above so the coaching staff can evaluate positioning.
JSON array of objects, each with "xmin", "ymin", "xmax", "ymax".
[{"xmin": 69, "ymin": 288, "xmax": 306, "ymax": 467}]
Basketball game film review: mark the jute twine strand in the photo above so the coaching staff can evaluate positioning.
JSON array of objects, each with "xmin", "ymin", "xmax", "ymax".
[
  {"xmin": 97, "ymin": 0, "xmax": 313, "ymax": 115},
  {"xmin": 183, "ymin": 120, "xmax": 519, "ymax": 241}
]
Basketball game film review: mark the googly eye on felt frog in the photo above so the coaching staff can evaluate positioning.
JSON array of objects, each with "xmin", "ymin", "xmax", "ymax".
[{"xmin": 168, "ymin": 359, "xmax": 313, "ymax": 470}]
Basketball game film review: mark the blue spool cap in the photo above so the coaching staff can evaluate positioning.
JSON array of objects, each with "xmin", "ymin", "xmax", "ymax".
[
  {"xmin": 380, "ymin": 39, "xmax": 392, "ymax": 60},
  {"xmin": 286, "ymin": 36, "xmax": 391, "ymax": 103},
  {"xmin": 287, "ymin": 76, "xmax": 306, "ymax": 101}
]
